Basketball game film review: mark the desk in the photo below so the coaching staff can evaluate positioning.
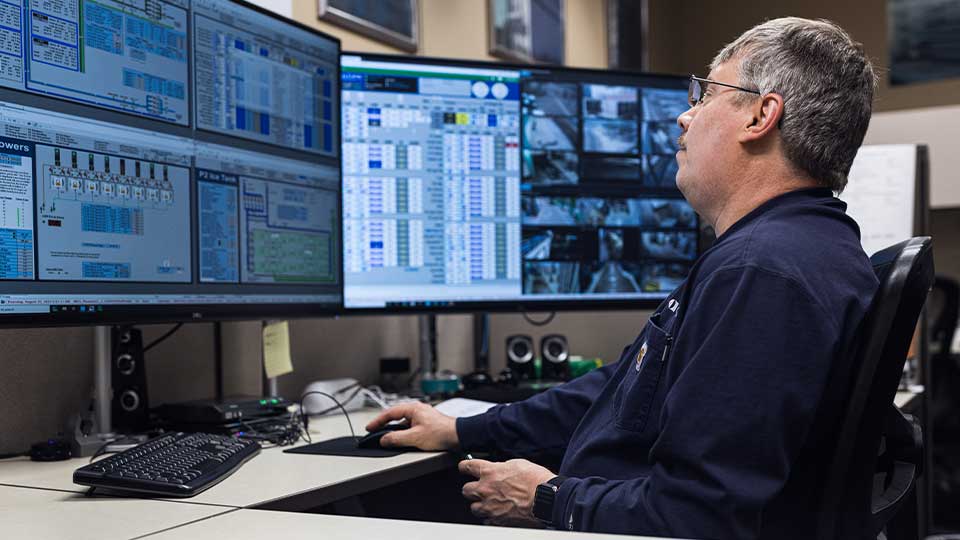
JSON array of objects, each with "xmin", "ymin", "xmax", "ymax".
[
  {"xmin": 2, "ymin": 394, "xmax": 922, "ymax": 540},
  {"xmin": 146, "ymin": 509, "xmax": 665, "ymax": 540},
  {"xmin": 0, "ymin": 409, "xmax": 674, "ymax": 539},
  {"xmin": 0, "ymin": 485, "xmax": 230, "ymax": 540},
  {"xmin": 0, "ymin": 410, "xmax": 453, "ymax": 510}
]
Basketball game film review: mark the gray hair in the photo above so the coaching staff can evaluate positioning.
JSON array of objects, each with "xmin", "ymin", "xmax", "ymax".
[{"xmin": 712, "ymin": 17, "xmax": 876, "ymax": 192}]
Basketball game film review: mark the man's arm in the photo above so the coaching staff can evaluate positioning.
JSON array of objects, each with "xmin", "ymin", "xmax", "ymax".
[
  {"xmin": 548, "ymin": 266, "xmax": 845, "ymax": 538},
  {"xmin": 368, "ymin": 356, "xmax": 623, "ymax": 456},
  {"xmin": 455, "ymin": 358, "xmax": 621, "ymax": 458}
]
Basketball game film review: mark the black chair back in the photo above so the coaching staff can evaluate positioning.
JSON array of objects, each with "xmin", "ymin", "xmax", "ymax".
[{"xmin": 817, "ymin": 236, "xmax": 934, "ymax": 539}]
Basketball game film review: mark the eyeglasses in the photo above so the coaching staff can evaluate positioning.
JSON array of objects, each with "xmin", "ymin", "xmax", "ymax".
[{"xmin": 688, "ymin": 75, "xmax": 761, "ymax": 108}]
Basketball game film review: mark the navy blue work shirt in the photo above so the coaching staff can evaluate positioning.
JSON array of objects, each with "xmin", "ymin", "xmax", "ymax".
[{"xmin": 457, "ymin": 188, "xmax": 879, "ymax": 539}]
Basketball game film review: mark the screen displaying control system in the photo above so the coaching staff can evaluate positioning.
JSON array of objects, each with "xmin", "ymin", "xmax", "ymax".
[
  {"xmin": 341, "ymin": 54, "xmax": 696, "ymax": 310},
  {"xmin": 0, "ymin": 1, "xmax": 341, "ymax": 325}
]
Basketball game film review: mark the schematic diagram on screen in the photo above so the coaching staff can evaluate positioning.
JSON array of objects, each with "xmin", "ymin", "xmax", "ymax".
[
  {"xmin": 240, "ymin": 177, "xmax": 337, "ymax": 284},
  {"xmin": 35, "ymin": 145, "xmax": 191, "ymax": 282}
]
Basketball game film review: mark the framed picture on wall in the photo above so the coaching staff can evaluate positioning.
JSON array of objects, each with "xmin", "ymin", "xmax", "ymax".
[
  {"xmin": 489, "ymin": 0, "xmax": 565, "ymax": 65},
  {"xmin": 888, "ymin": 0, "xmax": 960, "ymax": 85},
  {"xmin": 318, "ymin": 0, "xmax": 419, "ymax": 52}
]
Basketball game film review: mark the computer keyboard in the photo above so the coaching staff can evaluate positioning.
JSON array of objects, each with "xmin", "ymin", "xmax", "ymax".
[{"xmin": 73, "ymin": 432, "xmax": 260, "ymax": 497}]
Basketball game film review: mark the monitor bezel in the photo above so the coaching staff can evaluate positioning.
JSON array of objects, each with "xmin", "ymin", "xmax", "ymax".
[
  {"xmin": 0, "ymin": 1, "xmax": 345, "ymax": 329},
  {"xmin": 339, "ymin": 51, "xmax": 699, "ymax": 315}
]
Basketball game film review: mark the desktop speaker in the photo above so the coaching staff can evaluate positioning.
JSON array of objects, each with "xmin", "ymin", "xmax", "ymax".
[
  {"xmin": 506, "ymin": 334, "xmax": 535, "ymax": 380},
  {"xmin": 111, "ymin": 326, "xmax": 149, "ymax": 432},
  {"xmin": 540, "ymin": 334, "xmax": 570, "ymax": 381}
]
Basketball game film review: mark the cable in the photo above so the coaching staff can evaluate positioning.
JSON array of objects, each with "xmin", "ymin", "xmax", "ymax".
[
  {"xmin": 522, "ymin": 311, "xmax": 556, "ymax": 326},
  {"xmin": 143, "ymin": 323, "xmax": 184, "ymax": 353},
  {"xmin": 298, "ymin": 390, "xmax": 357, "ymax": 445}
]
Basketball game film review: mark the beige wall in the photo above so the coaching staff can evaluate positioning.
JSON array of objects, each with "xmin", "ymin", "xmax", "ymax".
[
  {"xmin": 294, "ymin": 0, "xmax": 607, "ymax": 68},
  {"xmin": 0, "ymin": 0, "xmax": 635, "ymax": 455}
]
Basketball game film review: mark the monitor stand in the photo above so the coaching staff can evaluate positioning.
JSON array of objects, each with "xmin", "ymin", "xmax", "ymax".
[
  {"xmin": 462, "ymin": 313, "xmax": 493, "ymax": 388},
  {"xmin": 68, "ymin": 326, "xmax": 118, "ymax": 457}
]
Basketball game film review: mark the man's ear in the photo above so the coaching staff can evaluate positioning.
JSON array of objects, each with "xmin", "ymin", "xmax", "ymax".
[{"xmin": 739, "ymin": 93, "xmax": 784, "ymax": 143}]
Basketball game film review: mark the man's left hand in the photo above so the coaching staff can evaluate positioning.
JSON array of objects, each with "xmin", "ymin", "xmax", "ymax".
[{"xmin": 459, "ymin": 458, "xmax": 556, "ymax": 527}]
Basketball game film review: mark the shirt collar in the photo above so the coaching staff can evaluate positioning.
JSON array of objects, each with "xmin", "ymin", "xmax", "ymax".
[{"xmin": 715, "ymin": 187, "xmax": 837, "ymax": 242}]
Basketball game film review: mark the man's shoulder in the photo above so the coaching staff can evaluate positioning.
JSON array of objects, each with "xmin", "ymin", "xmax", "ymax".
[
  {"xmin": 705, "ymin": 199, "xmax": 868, "ymax": 274},
  {"xmin": 694, "ymin": 200, "xmax": 877, "ymax": 314}
]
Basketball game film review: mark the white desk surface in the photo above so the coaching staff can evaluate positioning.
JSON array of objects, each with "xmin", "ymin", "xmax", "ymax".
[
  {"xmin": 0, "ymin": 409, "xmax": 452, "ymax": 509},
  {"xmin": 0, "ymin": 485, "xmax": 230, "ymax": 540},
  {"xmin": 144, "ymin": 508, "xmax": 673, "ymax": 540}
]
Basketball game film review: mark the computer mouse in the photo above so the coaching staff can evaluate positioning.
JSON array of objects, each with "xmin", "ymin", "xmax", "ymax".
[{"xmin": 356, "ymin": 423, "xmax": 410, "ymax": 449}]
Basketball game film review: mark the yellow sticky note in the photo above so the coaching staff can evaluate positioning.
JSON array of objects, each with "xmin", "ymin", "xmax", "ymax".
[{"xmin": 262, "ymin": 321, "xmax": 293, "ymax": 379}]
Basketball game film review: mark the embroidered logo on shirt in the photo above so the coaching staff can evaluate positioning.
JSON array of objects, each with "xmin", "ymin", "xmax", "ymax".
[
  {"xmin": 635, "ymin": 341, "xmax": 648, "ymax": 371},
  {"xmin": 668, "ymin": 298, "xmax": 680, "ymax": 313}
]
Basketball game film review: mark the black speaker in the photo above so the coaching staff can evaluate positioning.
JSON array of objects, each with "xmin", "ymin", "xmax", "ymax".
[
  {"xmin": 540, "ymin": 334, "xmax": 570, "ymax": 381},
  {"xmin": 506, "ymin": 334, "xmax": 535, "ymax": 380},
  {"xmin": 111, "ymin": 326, "xmax": 149, "ymax": 432}
]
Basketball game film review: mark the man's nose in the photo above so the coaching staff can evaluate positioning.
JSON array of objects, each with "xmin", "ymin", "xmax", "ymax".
[{"xmin": 677, "ymin": 106, "xmax": 695, "ymax": 131}]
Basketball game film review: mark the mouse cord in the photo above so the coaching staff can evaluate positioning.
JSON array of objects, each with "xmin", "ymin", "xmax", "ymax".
[{"xmin": 298, "ymin": 390, "xmax": 357, "ymax": 444}]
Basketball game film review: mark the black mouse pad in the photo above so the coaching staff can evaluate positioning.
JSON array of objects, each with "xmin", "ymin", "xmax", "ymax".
[{"xmin": 283, "ymin": 436, "xmax": 414, "ymax": 458}]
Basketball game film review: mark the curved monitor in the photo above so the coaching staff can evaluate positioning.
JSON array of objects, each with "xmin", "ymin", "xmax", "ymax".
[
  {"xmin": 341, "ymin": 53, "xmax": 698, "ymax": 313},
  {"xmin": 0, "ymin": 0, "xmax": 342, "ymax": 327}
]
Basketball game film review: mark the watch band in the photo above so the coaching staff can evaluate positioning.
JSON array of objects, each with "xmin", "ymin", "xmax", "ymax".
[{"xmin": 532, "ymin": 475, "xmax": 568, "ymax": 525}]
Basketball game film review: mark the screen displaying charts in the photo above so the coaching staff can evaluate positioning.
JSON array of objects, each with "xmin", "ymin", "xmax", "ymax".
[
  {"xmin": 0, "ymin": 1, "xmax": 341, "ymax": 322},
  {"xmin": 341, "ymin": 54, "xmax": 697, "ymax": 310}
]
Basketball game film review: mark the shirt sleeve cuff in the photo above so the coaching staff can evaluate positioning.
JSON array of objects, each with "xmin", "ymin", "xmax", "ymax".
[
  {"xmin": 455, "ymin": 409, "xmax": 500, "ymax": 452},
  {"xmin": 552, "ymin": 476, "xmax": 579, "ymax": 531}
]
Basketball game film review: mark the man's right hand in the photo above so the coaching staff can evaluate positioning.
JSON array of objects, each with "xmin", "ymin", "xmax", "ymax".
[{"xmin": 365, "ymin": 402, "xmax": 459, "ymax": 451}]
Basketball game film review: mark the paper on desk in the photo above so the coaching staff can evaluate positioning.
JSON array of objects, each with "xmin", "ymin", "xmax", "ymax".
[
  {"xmin": 434, "ymin": 398, "xmax": 497, "ymax": 418},
  {"xmin": 262, "ymin": 321, "xmax": 294, "ymax": 378}
]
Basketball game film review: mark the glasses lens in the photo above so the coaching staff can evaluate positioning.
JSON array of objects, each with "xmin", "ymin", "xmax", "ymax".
[{"xmin": 688, "ymin": 78, "xmax": 702, "ymax": 107}]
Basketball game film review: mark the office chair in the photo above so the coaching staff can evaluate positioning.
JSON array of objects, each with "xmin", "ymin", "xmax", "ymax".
[{"xmin": 816, "ymin": 236, "xmax": 934, "ymax": 540}]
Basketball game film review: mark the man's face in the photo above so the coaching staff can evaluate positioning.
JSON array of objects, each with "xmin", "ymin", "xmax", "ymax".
[{"xmin": 675, "ymin": 61, "xmax": 751, "ymax": 216}]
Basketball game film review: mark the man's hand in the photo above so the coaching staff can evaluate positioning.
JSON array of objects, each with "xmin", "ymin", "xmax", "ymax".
[
  {"xmin": 365, "ymin": 402, "xmax": 458, "ymax": 451},
  {"xmin": 460, "ymin": 458, "xmax": 556, "ymax": 528}
]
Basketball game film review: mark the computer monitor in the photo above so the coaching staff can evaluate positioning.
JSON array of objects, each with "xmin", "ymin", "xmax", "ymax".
[
  {"xmin": 0, "ymin": 0, "xmax": 342, "ymax": 327},
  {"xmin": 340, "ymin": 53, "xmax": 696, "ymax": 312}
]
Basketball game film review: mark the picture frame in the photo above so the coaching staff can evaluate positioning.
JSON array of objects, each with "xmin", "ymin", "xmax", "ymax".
[
  {"xmin": 318, "ymin": 0, "xmax": 419, "ymax": 52},
  {"xmin": 488, "ymin": 0, "xmax": 565, "ymax": 65},
  {"xmin": 888, "ymin": 0, "xmax": 960, "ymax": 86}
]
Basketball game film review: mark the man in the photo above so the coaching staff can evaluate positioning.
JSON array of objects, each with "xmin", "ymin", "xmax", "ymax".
[{"xmin": 367, "ymin": 17, "xmax": 879, "ymax": 539}]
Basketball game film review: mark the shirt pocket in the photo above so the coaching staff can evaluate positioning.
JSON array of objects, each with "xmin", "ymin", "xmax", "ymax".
[{"xmin": 613, "ymin": 318, "xmax": 672, "ymax": 432}]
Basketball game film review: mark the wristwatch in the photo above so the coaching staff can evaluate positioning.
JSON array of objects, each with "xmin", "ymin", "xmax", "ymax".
[{"xmin": 532, "ymin": 475, "xmax": 568, "ymax": 525}]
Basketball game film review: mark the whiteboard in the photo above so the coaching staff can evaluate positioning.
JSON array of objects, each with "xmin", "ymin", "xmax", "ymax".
[{"xmin": 840, "ymin": 144, "xmax": 919, "ymax": 256}]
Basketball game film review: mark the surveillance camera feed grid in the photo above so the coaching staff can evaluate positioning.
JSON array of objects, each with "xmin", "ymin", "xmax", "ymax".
[{"xmin": 519, "ymin": 75, "xmax": 695, "ymax": 297}]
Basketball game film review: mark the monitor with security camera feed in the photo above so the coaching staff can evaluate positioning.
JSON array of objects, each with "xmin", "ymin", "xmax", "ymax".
[{"xmin": 341, "ymin": 53, "xmax": 697, "ymax": 312}]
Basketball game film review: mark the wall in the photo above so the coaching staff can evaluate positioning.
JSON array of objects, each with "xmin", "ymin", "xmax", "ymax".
[{"xmin": 0, "ymin": 0, "xmax": 627, "ymax": 455}]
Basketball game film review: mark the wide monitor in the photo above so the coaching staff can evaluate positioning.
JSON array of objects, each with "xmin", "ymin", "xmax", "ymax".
[
  {"xmin": 0, "ymin": 0, "xmax": 342, "ymax": 327},
  {"xmin": 341, "ymin": 53, "xmax": 697, "ymax": 312}
]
